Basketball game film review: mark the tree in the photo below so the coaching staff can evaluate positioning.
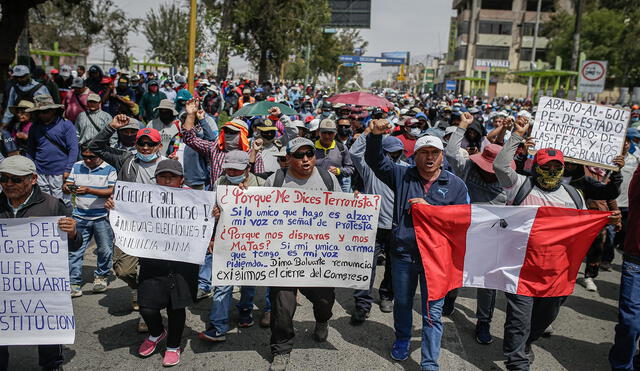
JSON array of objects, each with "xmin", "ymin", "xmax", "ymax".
[
  {"xmin": 229, "ymin": 0, "xmax": 331, "ymax": 82},
  {"xmin": 29, "ymin": 0, "xmax": 112, "ymax": 54},
  {"xmin": 544, "ymin": 2, "xmax": 640, "ymax": 87},
  {"xmin": 142, "ymin": 2, "xmax": 215, "ymax": 68},
  {"xmin": 102, "ymin": 9, "xmax": 140, "ymax": 69}
]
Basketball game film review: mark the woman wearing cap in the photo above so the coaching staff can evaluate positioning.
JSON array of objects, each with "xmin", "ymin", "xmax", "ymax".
[{"xmin": 8, "ymin": 100, "xmax": 34, "ymax": 153}]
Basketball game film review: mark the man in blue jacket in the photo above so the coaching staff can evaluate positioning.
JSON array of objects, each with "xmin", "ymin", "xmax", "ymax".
[{"xmin": 365, "ymin": 118, "xmax": 469, "ymax": 371}]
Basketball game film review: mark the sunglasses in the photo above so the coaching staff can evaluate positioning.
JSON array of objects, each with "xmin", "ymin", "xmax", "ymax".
[
  {"xmin": 136, "ymin": 141, "xmax": 159, "ymax": 148},
  {"xmin": 82, "ymin": 155, "xmax": 98, "ymax": 160},
  {"xmin": 290, "ymin": 150, "xmax": 315, "ymax": 159},
  {"xmin": 0, "ymin": 175, "xmax": 28, "ymax": 184}
]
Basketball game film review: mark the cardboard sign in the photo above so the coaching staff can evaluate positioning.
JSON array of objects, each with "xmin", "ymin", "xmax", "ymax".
[
  {"xmin": 110, "ymin": 181, "xmax": 216, "ymax": 264},
  {"xmin": 0, "ymin": 217, "xmax": 75, "ymax": 345},
  {"xmin": 530, "ymin": 97, "xmax": 629, "ymax": 170},
  {"xmin": 212, "ymin": 186, "xmax": 381, "ymax": 290}
]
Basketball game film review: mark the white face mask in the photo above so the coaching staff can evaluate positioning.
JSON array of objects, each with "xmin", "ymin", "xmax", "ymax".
[{"xmin": 409, "ymin": 127, "xmax": 421, "ymax": 137}]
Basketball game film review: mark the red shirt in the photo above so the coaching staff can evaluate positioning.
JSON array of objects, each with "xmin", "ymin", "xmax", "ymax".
[{"xmin": 397, "ymin": 133, "xmax": 416, "ymax": 158}]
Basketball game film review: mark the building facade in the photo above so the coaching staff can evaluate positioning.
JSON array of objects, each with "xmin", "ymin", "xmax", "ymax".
[{"xmin": 445, "ymin": 0, "xmax": 573, "ymax": 97}]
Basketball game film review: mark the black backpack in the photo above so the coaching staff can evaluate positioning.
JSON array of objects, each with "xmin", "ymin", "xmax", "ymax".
[
  {"xmin": 272, "ymin": 168, "xmax": 335, "ymax": 191},
  {"xmin": 14, "ymin": 83, "xmax": 45, "ymax": 103},
  {"xmin": 512, "ymin": 177, "xmax": 584, "ymax": 209}
]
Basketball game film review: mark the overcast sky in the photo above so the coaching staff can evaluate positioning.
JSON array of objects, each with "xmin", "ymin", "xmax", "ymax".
[{"xmin": 88, "ymin": 0, "xmax": 455, "ymax": 85}]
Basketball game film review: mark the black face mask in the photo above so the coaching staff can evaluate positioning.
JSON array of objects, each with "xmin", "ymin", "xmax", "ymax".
[
  {"xmin": 337, "ymin": 126, "xmax": 352, "ymax": 137},
  {"xmin": 260, "ymin": 131, "xmax": 276, "ymax": 141},
  {"xmin": 118, "ymin": 132, "xmax": 136, "ymax": 147},
  {"xmin": 159, "ymin": 111, "xmax": 174, "ymax": 123}
]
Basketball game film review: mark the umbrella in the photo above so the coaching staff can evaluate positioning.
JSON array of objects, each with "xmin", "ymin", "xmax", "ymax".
[
  {"xmin": 326, "ymin": 91, "xmax": 392, "ymax": 108},
  {"xmin": 232, "ymin": 101, "xmax": 297, "ymax": 117}
]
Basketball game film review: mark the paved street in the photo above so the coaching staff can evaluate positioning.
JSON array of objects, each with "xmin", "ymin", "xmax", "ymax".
[{"xmin": 9, "ymin": 247, "xmax": 621, "ymax": 371}]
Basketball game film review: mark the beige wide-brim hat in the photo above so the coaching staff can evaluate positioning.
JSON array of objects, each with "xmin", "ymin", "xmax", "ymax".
[
  {"xmin": 9, "ymin": 100, "xmax": 35, "ymax": 115},
  {"xmin": 25, "ymin": 95, "xmax": 64, "ymax": 112}
]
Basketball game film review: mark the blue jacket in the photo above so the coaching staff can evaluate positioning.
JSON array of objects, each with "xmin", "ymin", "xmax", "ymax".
[
  {"xmin": 365, "ymin": 133, "xmax": 469, "ymax": 258},
  {"xmin": 26, "ymin": 117, "xmax": 79, "ymax": 175}
]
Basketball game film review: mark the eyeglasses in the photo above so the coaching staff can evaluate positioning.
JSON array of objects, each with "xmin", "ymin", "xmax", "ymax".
[
  {"xmin": 136, "ymin": 141, "xmax": 159, "ymax": 148},
  {"xmin": 0, "ymin": 175, "xmax": 27, "ymax": 184},
  {"xmin": 290, "ymin": 150, "xmax": 315, "ymax": 159}
]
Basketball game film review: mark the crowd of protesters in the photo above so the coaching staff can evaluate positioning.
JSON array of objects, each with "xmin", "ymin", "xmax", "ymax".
[{"xmin": 0, "ymin": 62, "xmax": 639, "ymax": 371}]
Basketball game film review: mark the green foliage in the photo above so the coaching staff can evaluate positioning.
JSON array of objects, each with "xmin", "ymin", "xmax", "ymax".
[
  {"xmin": 102, "ymin": 8, "xmax": 140, "ymax": 69},
  {"xmin": 142, "ymin": 1, "xmax": 217, "ymax": 68},
  {"xmin": 544, "ymin": 3, "xmax": 640, "ymax": 86},
  {"xmin": 29, "ymin": 0, "xmax": 112, "ymax": 53}
]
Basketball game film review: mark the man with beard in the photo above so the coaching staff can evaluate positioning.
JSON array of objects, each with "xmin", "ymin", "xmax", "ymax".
[{"xmin": 2, "ymin": 65, "xmax": 50, "ymax": 125}]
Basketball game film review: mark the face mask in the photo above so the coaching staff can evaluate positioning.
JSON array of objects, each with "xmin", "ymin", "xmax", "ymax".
[
  {"xmin": 534, "ymin": 165, "xmax": 564, "ymax": 190},
  {"xmin": 225, "ymin": 133, "xmax": 240, "ymax": 151},
  {"xmin": 632, "ymin": 117, "xmax": 639, "ymax": 123},
  {"xmin": 225, "ymin": 173, "xmax": 245, "ymax": 184},
  {"xmin": 337, "ymin": 126, "xmax": 352, "ymax": 137},
  {"xmin": 159, "ymin": 111, "xmax": 174, "ymax": 123},
  {"xmin": 260, "ymin": 131, "xmax": 276, "ymax": 142},
  {"xmin": 409, "ymin": 127, "xmax": 421, "ymax": 137},
  {"xmin": 321, "ymin": 111, "xmax": 331, "ymax": 118},
  {"xmin": 135, "ymin": 152, "xmax": 159, "ymax": 162}
]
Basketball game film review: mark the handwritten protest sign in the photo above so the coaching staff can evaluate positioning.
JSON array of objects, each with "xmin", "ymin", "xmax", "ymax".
[
  {"xmin": 0, "ymin": 217, "xmax": 75, "ymax": 345},
  {"xmin": 109, "ymin": 181, "xmax": 216, "ymax": 264},
  {"xmin": 530, "ymin": 97, "xmax": 629, "ymax": 170},
  {"xmin": 212, "ymin": 186, "xmax": 381, "ymax": 290}
]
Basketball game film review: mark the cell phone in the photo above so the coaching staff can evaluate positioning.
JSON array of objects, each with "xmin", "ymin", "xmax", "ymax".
[{"xmin": 67, "ymin": 185, "xmax": 79, "ymax": 193}]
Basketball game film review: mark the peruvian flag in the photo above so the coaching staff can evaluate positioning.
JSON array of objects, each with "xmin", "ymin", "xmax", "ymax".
[{"xmin": 412, "ymin": 204, "xmax": 610, "ymax": 301}]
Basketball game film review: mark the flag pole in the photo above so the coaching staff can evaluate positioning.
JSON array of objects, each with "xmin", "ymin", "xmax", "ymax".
[{"xmin": 187, "ymin": 0, "xmax": 197, "ymax": 94}]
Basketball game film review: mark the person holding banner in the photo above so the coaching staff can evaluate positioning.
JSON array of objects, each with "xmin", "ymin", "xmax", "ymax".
[
  {"xmin": 365, "ymin": 119, "xmax": 469, "ymax": 371},
  {"xmin": 106, "ymin": 159, "xmax": 198, "ymax": 367},
  {"xmin": 259, "ymin": 136, "xmax": 340, "ymax": 371},
  {"xmin": 493, "ymin": 116, "xmax": 620, "ymax": 371},
  {"xmin": 198, "ymin": 150, "xmax": 264, "ymax": 342},
  {"xmin": 0, "ymin": 155, "xmax": 81, "ymax": 371},
  {"xmin": 89, "ymin": 114, "xmax": 168, "ymax": 332}
]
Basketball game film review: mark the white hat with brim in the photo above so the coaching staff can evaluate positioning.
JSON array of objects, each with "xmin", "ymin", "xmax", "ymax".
[
  {"xmin": 414, "ymin": 135, "xmax": 444, "ymax": 153},
  {"xmin": 0, "ymin": 155, "xmax": 37, "ymax": 176},
  {"xmin": 153, "ymin": 99, "xmax": 178, "ymax": 115},
  {"xmin": 9, "ymin": 100, "xmax": 35, "ymax": 115}
]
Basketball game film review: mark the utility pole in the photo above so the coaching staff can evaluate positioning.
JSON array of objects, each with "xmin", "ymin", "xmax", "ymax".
[
  {"xmin": 526, "ymin": 0, "xmax": 542, "ymax": 99},
  {"xmin": 570, "ymin": 0, "xmax": 583, "ymax": 71},
  {"xmin": 187, "ymin": 0, "xmax": 197, "ymax": 94}
]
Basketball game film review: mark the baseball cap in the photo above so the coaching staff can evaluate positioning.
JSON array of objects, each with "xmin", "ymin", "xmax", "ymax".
[
  {"xmin": 307, "ymin": 118, "xmax": 320, "ymax": 132},
  {"xmin": 0, "ymin": 155, "xmax": 37, "ymax": 176},
  {"xmin": 154, "ymin": 159, "xmax": 183, "ymax": 176},
  {"xmin": 12, "ymin": 65, "xmax": 29, "ymax": 77},
  {"xmin": 256, "ymin": 119, "xmax": 277, "ymax": 131},
  {"xmin": 135, "ymin": 127, "xmax": 161, "ymax": 143},
  {"xmin": 534, "ymin": 148, "xmax": 564, "ymax": 166},
  {"xmin": 87, "ymin": 93, "xmax": 101, "ymax": 102},
  {"xmin": 222, "ymin": 150, "xmax": 250, "ymax": 170},
  {"xmin": 70, "ymin": 77, "xmax": 84, "ymax": 88},
  {"xmin": 319, "ymin": 119, "xmax": 337, "ymax": 133},
  {"xmin": 382, "ymin": 136, "xmax": 404, "ymax": 153},
  {"xmin": 287, "ymin": 137, "xmax": 315, "ymax": 154},
  {"xmin": 413, "ymin": 135, "xmax": 444, "ymax": 153}
]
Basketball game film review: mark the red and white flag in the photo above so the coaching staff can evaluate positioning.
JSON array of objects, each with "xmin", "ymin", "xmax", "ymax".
[{"xmin": 412, "ymin": 204, "xmax": 610, "ymax": 301}]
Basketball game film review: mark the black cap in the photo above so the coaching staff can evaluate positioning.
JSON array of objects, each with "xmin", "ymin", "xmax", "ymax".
[{"xmin": 154, "ymin": 159, "xmax": 183, "ymax": 176}]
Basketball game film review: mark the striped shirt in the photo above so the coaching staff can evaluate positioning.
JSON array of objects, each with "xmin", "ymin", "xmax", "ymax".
[{"xmin": 67, "ymin": 161, "xmax": 117, "ymax": 220}]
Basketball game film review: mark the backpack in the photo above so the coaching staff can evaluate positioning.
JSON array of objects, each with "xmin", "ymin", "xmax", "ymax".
[
  {"xmin": 512, "ymin": 176, "xmax": 584, "ymax": 209},
  {"xmin": 272, "ymin": 168, "xmax": 335, "ymax": 191},
  {"xmin": 14, "ymin": 83, "xmax": 45, "ymax": 103}
]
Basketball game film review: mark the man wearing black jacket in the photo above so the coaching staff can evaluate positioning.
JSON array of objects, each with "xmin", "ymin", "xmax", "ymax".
[{"xmin": 0, "ymin": 155, "xmax": 81, "ymax": 371}]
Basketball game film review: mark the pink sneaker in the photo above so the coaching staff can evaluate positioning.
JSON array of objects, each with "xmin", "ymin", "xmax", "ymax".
[
  {"xmin": 162, "ymin": 348, "xmax": 181, "ymax": 367},
  {"xmin": 138, "ymin": 330, "xmax": 167, "ymax": 357}
]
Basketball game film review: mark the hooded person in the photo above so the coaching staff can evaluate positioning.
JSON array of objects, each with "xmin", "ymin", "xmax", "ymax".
[
  {"xmin": 461, "ymin": 120, "xmax": 484, "ymax": 155},
  {"xmin": 139, "ymin": 80, "xmax": 167, "ymax": 122},
  {"xmin": 85, "ymin": 65, "xmax": 105, "ymax": 95}
]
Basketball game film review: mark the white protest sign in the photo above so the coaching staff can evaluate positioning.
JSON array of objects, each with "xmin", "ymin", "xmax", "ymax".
[
  {"xmin": 0, "ymin": 217, "xmax": 75, "ymax": 345},
  {"xmin": 579, "ymin": 60, "xmax": 607, "ymax": 94},
  {"xmin": 110, "ymin": 181, "xmax": 216, "ymax": 264},
  {"xmin": 530, "ymin": 96, "xmax": 629, "ymax": 170},
  {"xmin": 212, "ymin": 186, "xmax": 381, "ymax": 290}
]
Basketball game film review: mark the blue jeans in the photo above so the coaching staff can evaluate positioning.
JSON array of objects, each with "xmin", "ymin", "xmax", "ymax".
[
  {"xmin": 68, "ymin": 217, "xmax": 114, "ymax": 285},
  {"xmin": 198, "ymin": 253, "xmax": 213, "ymax": 291},
  {"xmin": 609, "ymin": 257, "xmax": 640, "ymax": 370},
  {"xmin": 208, "ymin": 285, "xmax": 256, "ymax": 334},
  {"xmin": 391, "ymin": 253, "xmax": 445, "ymax": 371}
]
